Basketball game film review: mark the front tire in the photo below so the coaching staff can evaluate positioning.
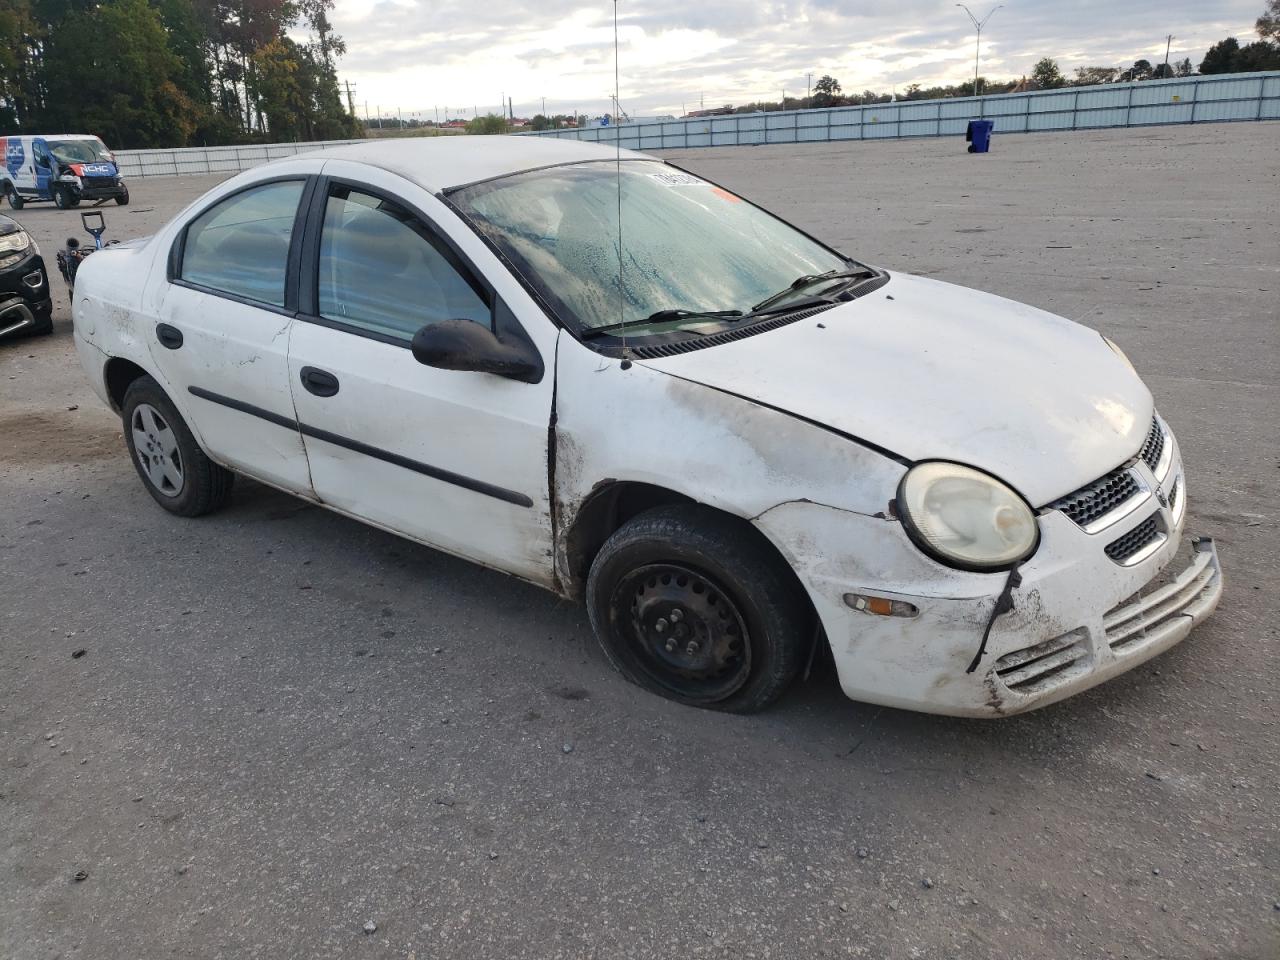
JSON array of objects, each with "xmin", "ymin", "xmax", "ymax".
[
  {"xmin": 122, "ymin": 376, "xmax": 234, "ymax": 517},
  {"xmin": 586, "ymin": 505, "xmax": 810, "ymax": 713},
  {"xmin": 115, "ymin": 187, "xmax": 129, "ymax": 206},
  {"xmin": 6, "ymin": 187, "xmax": 23, "ymax": 210},
  {"xmin": 53, "ymin": 185, "xmax": 71, "ymax": 209}
]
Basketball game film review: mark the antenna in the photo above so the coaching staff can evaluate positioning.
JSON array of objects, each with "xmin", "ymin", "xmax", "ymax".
[{"xmin": 612, "ymin": 0, "xmax": 629, "ymax": 362}]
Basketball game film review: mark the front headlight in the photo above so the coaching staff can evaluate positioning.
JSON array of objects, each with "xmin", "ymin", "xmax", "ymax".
[
  {"xmin": 898, "ymin": 462, "xmax": 1039, "ymax": 570},
  {"xmin": 0, "ymin": 230, "xmax": 32, "ymax": 255}
]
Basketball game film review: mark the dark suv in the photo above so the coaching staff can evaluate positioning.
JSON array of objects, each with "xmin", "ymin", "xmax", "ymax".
[{"xmin": 0, "ymin": 212, "xmax": 53, "ymax": 339}]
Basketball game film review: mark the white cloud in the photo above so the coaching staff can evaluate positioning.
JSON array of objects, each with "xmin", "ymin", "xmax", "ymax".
[{"xmin": 333, "ymin": 0, "xmax": 1266, "ymax": 118}]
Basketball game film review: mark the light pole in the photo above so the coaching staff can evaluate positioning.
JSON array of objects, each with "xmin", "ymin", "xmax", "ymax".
[{"xmin": 956, "ymin": 3, "xmax": 1003, "ymax": 98}]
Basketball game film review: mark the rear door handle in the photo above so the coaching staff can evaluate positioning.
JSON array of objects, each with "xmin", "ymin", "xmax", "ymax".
[
  {"xmin": 300, "ymin": 366, "xmax": 339, "ymax": 397},
  {"xmin": 155, "ymin": 323, "xmax": 183, "ymax": 349}
]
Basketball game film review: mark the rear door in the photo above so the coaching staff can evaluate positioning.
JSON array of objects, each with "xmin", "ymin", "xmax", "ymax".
[
  {"xmin": 285, "ymin": 163, "xmax": 556, "ymax": 585},
  {"xmin": 147, "ymin": 174, "xmax": 315, "ymax": 495}
]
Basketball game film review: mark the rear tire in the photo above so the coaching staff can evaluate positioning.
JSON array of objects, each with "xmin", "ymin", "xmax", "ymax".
[
  {"xmin": 586, "ymin": 504, "xmax": 810, "ymax": 713},
  {"xmin": 121, "ymin": 376, "xmax": 234, "ymax": 517}
]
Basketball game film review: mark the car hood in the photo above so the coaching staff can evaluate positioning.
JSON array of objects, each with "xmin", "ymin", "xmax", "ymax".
[{"xmin": 639, "ymin": 273, "xmax": 1153, "ymax": 507}]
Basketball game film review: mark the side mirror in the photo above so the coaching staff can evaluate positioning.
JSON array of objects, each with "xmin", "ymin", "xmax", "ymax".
[{"xmin": 411, "ymin": 319, "xmax": 542, "ymax": 384}]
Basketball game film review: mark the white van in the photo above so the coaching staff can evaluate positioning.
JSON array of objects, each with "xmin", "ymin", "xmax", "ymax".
[{"xmin": 1, "ymin": 134, "xmax": 129, "ymax": 210}]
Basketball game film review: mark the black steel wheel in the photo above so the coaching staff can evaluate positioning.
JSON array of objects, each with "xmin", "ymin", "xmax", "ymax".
[
  {"xmin": 587, "ymin": 504, "xmax": 810, "ymax": 713},
  {"xmin": 7, "ymin": 186, "xmax": 24, "ymax": 210}
]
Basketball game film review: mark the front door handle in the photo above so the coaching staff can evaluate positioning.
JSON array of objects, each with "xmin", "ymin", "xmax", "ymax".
[
  {"xmin": 155, "ymin": 323, "xmax": 183, "ymax": 349},
  {"xmin": 300, "ymin": 366, "xmax": 339, "ymax": 397}
]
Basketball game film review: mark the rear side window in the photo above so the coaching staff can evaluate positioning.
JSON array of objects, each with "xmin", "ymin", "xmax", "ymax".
[
  {"xmin": 180, "ymin": 181, "xmax": 303, "ymax": 307},
  {"xmin": 317, "ymin": 185, "xmax": 490, "ymax": 341}
]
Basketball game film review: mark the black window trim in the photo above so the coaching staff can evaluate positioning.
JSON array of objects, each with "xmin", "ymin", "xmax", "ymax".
[
  {"xmin": 167, "ymin": 174, "xmax": 315, "ymax": 314},
  {"xmin": 295, "ymin": 174, "xmax": 498, "ymax": 349}
]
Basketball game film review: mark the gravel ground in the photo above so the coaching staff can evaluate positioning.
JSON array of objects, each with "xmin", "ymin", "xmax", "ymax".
[{"xmin": 1, "ymin": 123, "xmax": 1277, "ymax": 960}]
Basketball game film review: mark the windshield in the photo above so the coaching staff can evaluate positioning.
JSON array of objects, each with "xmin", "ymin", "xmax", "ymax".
[
  {"xmin": 449, "ymin": 161, "xmax": 850, "ymax": 333},
  {"xmin": 49, "ymin": 138, "xmax": 111, "ymax": 164}
]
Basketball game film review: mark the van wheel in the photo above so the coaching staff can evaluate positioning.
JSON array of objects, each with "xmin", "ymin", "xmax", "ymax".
[
  {"xmin": 121, "ymin": 376, "xmax": 235, "ymax": 517},
  {"xmin": 53, "ymin": 186, "xmax": 71, "ymax": 209},
  {"xmin": 586, "ymin": 504, "xmax": 809, "ymax": 713},
  {"xmin": 6, "ymin": 187, "xmax": 23, "ymax": 210},
  {"xmin": 115, "ymin": 187, "xmax": 129, "ymax": 206}
]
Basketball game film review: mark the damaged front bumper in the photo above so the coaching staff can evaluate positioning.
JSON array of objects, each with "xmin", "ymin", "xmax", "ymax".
[{"xmin": 755, "ymin": 474, "xmax": 1222, "ymax": 717}]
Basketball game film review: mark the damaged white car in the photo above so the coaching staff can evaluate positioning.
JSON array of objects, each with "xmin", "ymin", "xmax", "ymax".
[{"xmin": 71, "ymin": 137, "xmax": 1222, "ymax": 716}]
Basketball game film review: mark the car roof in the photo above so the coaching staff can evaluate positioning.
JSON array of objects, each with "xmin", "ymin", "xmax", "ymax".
[{"xmin": 302, "ymin": 135, "xmax": 654, "ymax": 193}]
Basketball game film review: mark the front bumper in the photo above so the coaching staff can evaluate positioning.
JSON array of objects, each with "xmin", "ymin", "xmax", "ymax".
[
  {"xmin": 754, "ymin": 431, "xmax": 1222, "ymax": 717},
  {"xmin": 0, "ymin": 253, "xmax": 52, "ymax": 338}
]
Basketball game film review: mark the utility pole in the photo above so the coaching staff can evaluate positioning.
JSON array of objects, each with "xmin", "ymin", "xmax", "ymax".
[
  {"xmin": 376, "ymin": 104, "xmax": 382, "ymax": 128},
  {"xmin": 397, "ymin": 107, "xmax": 403, "ymax": 128},
  {"xmin": 344, "ymin": 80, "xmax": 356, "ymax": 117},
  {"xmin": 541, "ymin": 96, "xmax": 546, "ymax": 117},
  {"xmin": 1163, "ymin": 34, "xmax": 1174, "ymax": 76},
  {"xmin": 956, "ymin": 3, "xmax": 1003, "ymax": 98},
  {"xmin": 807, "ymin": 73, "xmax": 811, "ymax": 101}
]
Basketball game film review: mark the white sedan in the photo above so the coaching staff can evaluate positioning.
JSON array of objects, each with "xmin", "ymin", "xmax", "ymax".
[{"xmin": 71, "ymin": 137, "xmax": 1222, "ymax": 716}]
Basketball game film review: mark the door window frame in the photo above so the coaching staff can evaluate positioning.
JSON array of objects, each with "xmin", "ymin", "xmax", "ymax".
[
  {"xmin": 166, "ymin": 175, "xmax": 316, "ymax": 317},
  {"xmin": 295, "ymin": 175, "xmax": 497, "ymax": 349}
]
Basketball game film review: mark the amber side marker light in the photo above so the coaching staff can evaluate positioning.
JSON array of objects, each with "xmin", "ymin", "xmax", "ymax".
[{"xmin": 843, "ymin": 594, "xmax": 921, "ymax": 618}]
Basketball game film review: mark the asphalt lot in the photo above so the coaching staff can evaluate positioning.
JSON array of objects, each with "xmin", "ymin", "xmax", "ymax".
[{"xmin": 2, "ymin": 123, "xmax": 1278, "ymax": 959}]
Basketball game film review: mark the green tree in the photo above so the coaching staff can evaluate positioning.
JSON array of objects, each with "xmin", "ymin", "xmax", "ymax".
[
  {"xmin": 40, "ymin": 0, "xmax": 199, "ymax": 146},
  {"xmin": 1199, "ymin": 37, "xmax": 1240, "ymax": 74},
  {"xmin": 1030, "ymin": 57, "xmax": 1065, "ymax": 88},
  {"xmin": 1073, "ymin": 66, "xmax": 1119, "ymax": 85},
  {"xmin": 1235, "ymin": 39, "xmax": 1280, "ymax": 71},
  {"xmin": 1175, "ymin": 57, "xmax": 1194, "ymax": 77},
  {"xmin": 811, "ymin": 74, "xmax": 842, "ymax": 107},
  {"xmin": 1258, "ymin": 0, "xmax": 1280, "ymax": 41},
  {"xmin": 466, "ymin": 113, "xmax": 508, "ymax": 135}
]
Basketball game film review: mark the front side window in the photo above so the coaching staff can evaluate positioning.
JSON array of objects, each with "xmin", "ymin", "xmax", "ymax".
[
  {"xmin": 317, "ymin": 185, "xmax": 490, "ymax": 341},
  {"xmin": 449, "ymin": 161, "xmax": 850, "ymax": 335},
  {"xmin": 180, "ymin": 180, "xmax": 303, "ymax": 307}
]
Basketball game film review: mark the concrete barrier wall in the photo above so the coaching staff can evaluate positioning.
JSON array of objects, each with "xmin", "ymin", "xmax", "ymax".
[
  {"xmin": 525, "ymin": 71, "xmax": 1280, "ymax": 150},
  {"xmin": 111, "ymin": 71, "xmax": 1279, "ymax": 176}
]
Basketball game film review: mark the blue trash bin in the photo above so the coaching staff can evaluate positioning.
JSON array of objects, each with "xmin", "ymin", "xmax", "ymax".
[{"xmin": 966, "ymin": 120, "xmax": 993, "ymax": 153}]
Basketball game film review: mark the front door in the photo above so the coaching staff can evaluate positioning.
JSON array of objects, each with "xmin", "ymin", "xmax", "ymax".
[
  {"xmin": 286, "ymin": 168, "xmax": 555, "ymax": 585},
  {"xmin": 149, "ymin": 177, "xmax": 314, "ymax": 495},
  {"xmin": 31, "ymin": 139, "xmax": 53, "ymax": 198}
]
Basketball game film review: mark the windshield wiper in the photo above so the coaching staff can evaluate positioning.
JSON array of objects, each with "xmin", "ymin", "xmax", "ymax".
[
  {"xmin": 581, "ymin": 308, "xmax": 744, "ymax": 339},
  {"xmin": 750, "ymin": 267, "xmax": 876, "ymax": 314}
]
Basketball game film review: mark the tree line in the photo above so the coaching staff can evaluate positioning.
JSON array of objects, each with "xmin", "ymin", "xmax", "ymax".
[
  {"xmin": 0, "ymin": 0, "xmax": 360, "ymax": 148},
  {"xmin": 697, "ymin": 1, "xmax": 1280, "ymax": 116}
]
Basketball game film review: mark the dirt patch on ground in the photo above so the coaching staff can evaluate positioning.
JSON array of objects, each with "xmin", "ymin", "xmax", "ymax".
[{"xmin": 0, "ymin": 407, "xmax": 122, "ymax": 466}]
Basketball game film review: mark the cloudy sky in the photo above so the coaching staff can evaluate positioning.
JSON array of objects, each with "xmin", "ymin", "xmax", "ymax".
[{"xmin": 331, "ymin": 1, "xmax": 1266, "ymax": 120}]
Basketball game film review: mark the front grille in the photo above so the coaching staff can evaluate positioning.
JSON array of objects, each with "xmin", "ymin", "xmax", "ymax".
[
  {"xmin": 994, "ymin": 630, "xmax": 1089, "ymax": 693},
  {"xmin": 1104, "ymin": 515, "xmax": 1162, "ymax": 564},
  {"xmin": 82, "ymin": 175, "xmax": 116, "ymax": 187},
  {"xmin": 1167, "ymin": 477, "xmax": 1180, "ymax": 514},
  {"xmin": 1049, "ymin": 467, "xmax": 1141, "ymax": 529},
  {"xmin": 1139, "ymin": 416, "xmax": 1165, "ymax": 474}
]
